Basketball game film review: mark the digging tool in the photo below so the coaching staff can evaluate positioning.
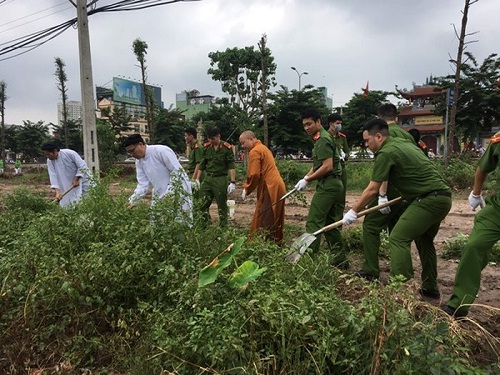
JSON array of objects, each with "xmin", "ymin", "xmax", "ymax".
[
  {"xmin": 54, "ymin": 185, "xmax": 77, "ymax": 203},
  {"xmin": 286, "ymin": 197, "xmax": 402, "ymax": 264},
  {"xmin": 258, "ymin": 187, "xmax": 298, "ymax": 216}
]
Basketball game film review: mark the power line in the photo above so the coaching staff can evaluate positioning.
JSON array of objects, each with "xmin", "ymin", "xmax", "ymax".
[
  {"xmin": 0, "ymin": 0, "xmax": 201, "ymax": 61},
  {"xmin": 0, "ymin": 4, "xmax": 74, "ymax": 35}
]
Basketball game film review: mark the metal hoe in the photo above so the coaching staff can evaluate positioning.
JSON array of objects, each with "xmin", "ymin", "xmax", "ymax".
[
  {"xmin": 258, "ymin": 187, "xmax": 298, "ymax": 216},
  {"xmin": 55, "ymin": 185, "xmax": 77, "ymax": 203},
  {"xmin": 286, "ymin": 197, "xmax": 402, "ymax": 264}
]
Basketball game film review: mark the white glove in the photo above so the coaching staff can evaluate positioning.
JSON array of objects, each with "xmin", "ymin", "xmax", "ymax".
[
  {"xmin": 294, "ymin": 178, "xmax": 309, "ymax": 191},
  {"xmin": 227, "ymin": 182, "xmax": 236, "ymax": 194},
  {"xmin": 378, "ymin": 195, "xmax": 391, "ymax": 214},
  {"xmin": 241, "ymin": 189, "xmax": 247, "ymax": 201},
  {"xmin": 190, "ymin": 179, "xmax": 200, "ymax": 192},
  {"xmin": 468, "ymin": 191, "xmax": 485, "ymax": 211},
  {"xmin": 342, "ymin": 209, "xmax": 358, "ymax": 225},
  {"xmin": 340, "ymin": 150, "xmax": 346, "ymax": 161}
]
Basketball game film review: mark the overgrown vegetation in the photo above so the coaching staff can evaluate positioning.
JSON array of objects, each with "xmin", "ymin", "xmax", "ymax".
[
  {"xmin": 442, "ymin": 232, "xmax": 500, "ymax": 264},
  {"xmin": 0, "ymin": 178, "xmax": 498, "ymax": 374}
]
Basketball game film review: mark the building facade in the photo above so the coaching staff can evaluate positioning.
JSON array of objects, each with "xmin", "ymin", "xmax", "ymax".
[
  {"xmin": 176, "ymin": 89, "xmax": 216, "ymax": 120},
  {"xmin": 397, "ymin": 84, "xmax": 449, "ymax": 155},
  {"xmin": 57, "ymin": 100, "xmax": 82, "ymax": 126},
  {"xmin": 96, "ymin": 77, "xmax": 163, "ymax": 143}
]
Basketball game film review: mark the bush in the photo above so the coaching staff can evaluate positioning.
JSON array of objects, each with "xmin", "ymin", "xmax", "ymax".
[
  {"xmin": 442, "ymin": 232, "xmax": 500, "ymax": 264},
  {"xmin": 0, "ymin": 181, "xmax": 497, "ymax": 374}
]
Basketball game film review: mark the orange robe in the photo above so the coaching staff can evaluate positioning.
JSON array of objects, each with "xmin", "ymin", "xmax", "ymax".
[{"xmin": 243, "ymin": 140, "xmax": 286, "ymax": 244}]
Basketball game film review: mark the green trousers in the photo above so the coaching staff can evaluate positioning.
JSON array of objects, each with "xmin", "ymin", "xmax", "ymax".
[
  {"xmin": 199, "ymin": 175, "xmax": 228, "ymax": 227},
  {"xmin": 305, "ymin": 177, "xmax": 345, "ymax": 264},
  {"xmin": 389, "ymin": 195, "xmax": 451, "ymax": 293},
  {"xmin": 447, "ymin": 197, "xmax": 500, "ymax": 316},
  {"xmin": 361, "ymin": 196, "xmax": 407, "ymax": 277},
  {"xmin": 340, "ymin": 162, "xmax": 347, "ymax": 206}
]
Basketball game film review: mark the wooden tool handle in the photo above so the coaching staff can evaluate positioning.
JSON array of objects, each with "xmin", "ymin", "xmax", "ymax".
[{"xmin": 314, "ymin": 197, "xmax": 402, "ymax": 235}]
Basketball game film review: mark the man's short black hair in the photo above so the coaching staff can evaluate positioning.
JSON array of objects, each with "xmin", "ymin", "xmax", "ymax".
[
  {"xmin": 377, "ymin": 103, "xmax": 398, "ymax": 120},
  {"xmin": 301, "ymin": 108, "xmax": 322, "ymax": 122},
  {"xmin": 206, "ymin": 126, "xmax": 220, "ymax": 138},
  {"xmin": 362, "ymin": 118, "xmax": 389, "ymax": 136},
  {"xmin": 327, "ymin": 113, "xmax": 343, "ymax": 123},
  {"xmin": 123, "ymin": 133, "xmax": 144, "ymax": 147},
  {"xmin": 185, "ymin": 127, "xmax": 197, "ymax": 138},
  {"xmin": 41, "ymin": 142, "xmax": 60, "ymax": 152}
]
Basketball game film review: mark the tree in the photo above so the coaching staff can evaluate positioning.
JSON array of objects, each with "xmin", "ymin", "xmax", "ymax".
[
  {"xmin": 446, "ymin": 0, "xmax": 479, "ymax": 162},
  {"xmin": 435, "ymin": 53, "xmax": 500, "ymax": 142},
  {"xmin": 132, "ymin": 38, "xmax": 155, "ymax": 142},
  {"xmin": 207, "ymin": 39, "xmax": 277, "ymax": 129},
  {"xmin": 155, "ymin": 106, "xmax": 187, "ymax": 153},
  {"xmin": 96, "ymin": 119, "xmax": 120, "ymax": 173},
  {"xmin": 341, "ymin": 90, "xmax": 391, "ymax": 147},
  {"xmin": 100, "ymin": 104, "xmax": 133, "ymax": 139},
  {"xmin": 267, "ymin": 85, "xmax": 329, "ymax": 155},
  {"xmin": 0, "ymin": 81, "xmax": 6, "ymax": 169},
  {"xmin": 14, "ymin": 120, "xmax": 50, "ymax": 160},
  {"xmin": 54, "ymin": 57, "xmax": 70, "ymax": 148},
  {"xmin": 51, "ymin": 119, "xmax": 83, "ymax": 154},
  {"xmin": 189, "ymin": 101, "xmax": 252, "ymax": 145}
]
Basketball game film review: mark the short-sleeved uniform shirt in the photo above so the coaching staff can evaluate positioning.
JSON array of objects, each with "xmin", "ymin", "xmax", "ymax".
[
  {"xmin": 312, "ymin": 127, "xmax": 341, "ymax": 177},
  {"xmin": 477, "ymin": 131, "xmax": 500, "ymax": 205},
  {"xmin": 200, "ymin": 141, "xmax": 235, "ymax": 175},
  {"xmin": 187, "ymin": 141, "xmax": 203, "ymax": 175},
  {"xmin": 371, "ymin": 137, "xmax": 449, "ymax": 200}
]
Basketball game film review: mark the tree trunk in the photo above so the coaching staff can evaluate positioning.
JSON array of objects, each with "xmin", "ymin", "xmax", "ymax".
[
  {"xmin": 259, "ymin": 35, "xmax": 269, "ymax": 146},
  {"xmin": 447, "ymin": 0, "xmax": 476, "ymax": 164}
]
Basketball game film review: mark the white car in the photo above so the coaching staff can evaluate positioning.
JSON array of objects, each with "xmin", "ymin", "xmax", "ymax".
[
  {"xmin": 178, "ymin": 156, "xmax": 189, "ymax": 162},
  {"xmin": 349, "ymin": 150, "xmax": 374, "ymax": 159},
  {"xmin": 124, "ymin": 157, "xmax": 136, "ymax": 162}
]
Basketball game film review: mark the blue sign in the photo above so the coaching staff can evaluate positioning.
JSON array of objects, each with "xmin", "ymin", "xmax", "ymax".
[{"xmin": 448, "ymin": 88, "xmax": 454, "ymax": 106}]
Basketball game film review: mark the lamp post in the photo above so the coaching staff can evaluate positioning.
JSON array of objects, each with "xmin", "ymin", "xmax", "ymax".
[{"xmin": 291, "ymin": 66, "xmax": 308, "ymax": 90}]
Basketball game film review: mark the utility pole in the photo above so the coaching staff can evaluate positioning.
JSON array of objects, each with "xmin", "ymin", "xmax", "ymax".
[{"xmin": 75, "ymin": 0, "xmax": 100, "ymax": 172}]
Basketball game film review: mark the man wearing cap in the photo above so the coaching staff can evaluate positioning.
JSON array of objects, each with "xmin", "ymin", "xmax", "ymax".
[
  {"xmin": 123, "ymin": 134, "xmax": 192, "ymax": 223},
  {"xmin": 444, "ymin": 131, "xmax": 500, "ymax": 318},
  {"xmin": 41, "ymin": 143, "xmax": 93, "ymax": 207},
  {"xmin": 293, "ymin": 108, "xmax": 346, "ymax": 267},
  {"xmin": 343, "ymin": 119, "xmax": 451, "ymax": 297},
  {"xmin": 195, "ymin": 126, "xmax": 236, "ymax": 227},
  {"xmin": 239, "ymin": 130, "xmax": 286, "ymax": 244}
]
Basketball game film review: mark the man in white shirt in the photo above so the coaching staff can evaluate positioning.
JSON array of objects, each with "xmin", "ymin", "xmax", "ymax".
[
  {"xmin": 42, "ymin": 143, "xmax": 93, "ymax": 207},
  {"xmin": 123, "ymin": 134, "xmax": 193, "ymax": 224}
]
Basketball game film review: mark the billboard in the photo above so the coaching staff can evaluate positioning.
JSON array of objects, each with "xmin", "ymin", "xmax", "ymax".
[{"xmin": 112, "ymin": 77, "xmax": 162, "ymax": 107}]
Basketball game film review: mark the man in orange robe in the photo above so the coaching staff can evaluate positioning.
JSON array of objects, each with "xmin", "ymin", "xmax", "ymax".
[{"xmin": 239, "ymin": 131, "xmax": 286, "ymax": 244}]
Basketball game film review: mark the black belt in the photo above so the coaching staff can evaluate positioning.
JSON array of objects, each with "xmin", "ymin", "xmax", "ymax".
[
  {"xmin": 418, "ymin": 190, "xmax": 452, "ymax": 199},
  {"xmin": 205, "ymin": 172, "xmax": 227, "ymax": 177}
]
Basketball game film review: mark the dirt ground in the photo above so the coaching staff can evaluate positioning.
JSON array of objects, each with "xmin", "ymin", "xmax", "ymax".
[{"xmin": 228, "ymin": 188, "xmax": 500, "ymax": 322}]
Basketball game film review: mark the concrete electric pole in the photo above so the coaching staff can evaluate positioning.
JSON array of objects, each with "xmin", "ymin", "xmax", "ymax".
[{"xmin": 75, "ymin": 0, "xmax": 100, "ymax": 173}]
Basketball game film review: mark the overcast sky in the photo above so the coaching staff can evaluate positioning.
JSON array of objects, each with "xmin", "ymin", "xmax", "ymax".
[{"xmin": 1, "ymin": 0, "xmax": 499, "ymax": 125}]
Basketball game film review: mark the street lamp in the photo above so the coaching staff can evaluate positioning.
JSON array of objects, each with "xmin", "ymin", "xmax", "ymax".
[{"xmin": 291, "ymin": 66, "xmax": 308, "ymax": 90}]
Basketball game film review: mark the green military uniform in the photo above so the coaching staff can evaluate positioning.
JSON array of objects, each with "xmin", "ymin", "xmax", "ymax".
[
  {"xmin": 446, "ymin": 132, "xmax": 500, "ymax": 316},
  {"xmin": 198, "ymin": 141, "xmax": 235, "ymax": 227},
  {"xmin": 187, "ymin": 141, "xmax": 203, "ymax": 177},
  {"xmin": 371, "ymin": 137, "xmax": 452, "ymax": 293},
  {"xmin": 360, "ymin": 123, "xmax": 417, "ymax": 278},
  {"xmin": 306, "ymin": 127, "xmax": 346, "ymax": 266},
  {"xmin": 329, "ymin": 130, "xmax": 349, "ymax": 203}
]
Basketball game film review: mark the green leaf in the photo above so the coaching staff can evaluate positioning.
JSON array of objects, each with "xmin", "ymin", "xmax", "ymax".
[
  {"xmin": 198, "ymin": 237, "xmax": 246, "ymax": 288},
  {"xmin": 229, "ymin": 260, "xmax": 267, "ymax": 290}
]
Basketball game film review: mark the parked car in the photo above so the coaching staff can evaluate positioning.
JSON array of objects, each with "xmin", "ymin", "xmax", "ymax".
[
  {"xmin": 349, "ymin": 150, "xmax": 374, "ymax": 159},
  {"xmin": 124, "ymin": 157, "xmax": 136, "ymax": 163},
  {"xmin": 178, "ymin": 156, "xmax": 189, "ymax": 162}
]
